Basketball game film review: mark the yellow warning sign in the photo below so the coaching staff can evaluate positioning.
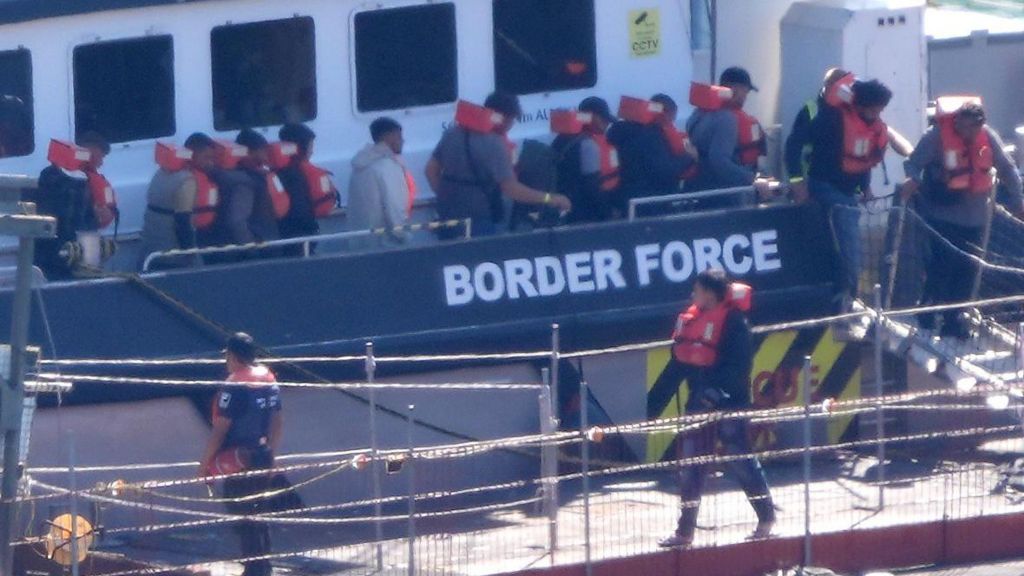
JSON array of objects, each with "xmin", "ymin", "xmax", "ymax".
[{"xmin": 629, "ymin": 8, "xmax": 661, "ymax": 58}]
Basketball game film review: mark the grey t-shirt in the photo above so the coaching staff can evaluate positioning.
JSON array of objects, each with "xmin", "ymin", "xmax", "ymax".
[
  {"xmin": 905, "ymin": 125, "xmax": 1023, "ymax": 227},
  {"xmin": 433, "ymin": 127, "xmax": 515, "ymax": 220}
]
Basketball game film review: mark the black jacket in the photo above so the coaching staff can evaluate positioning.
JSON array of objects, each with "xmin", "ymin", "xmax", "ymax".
[
  {"xmin": 30, "ymin": 165, "xmax": 96, "ymax": 278},
  {"xmin": 607, "ymin": 121, "xmax": 691, "ymax": 206},
  {"xmin": 686, "ymin": 308, "xmax": 753, "ymax": 412},
  {"xmin": 275, "ymin": 162, "xmax": 319, "ymax": 240},
  {"xmin": 807, "ymin": 102, "xmax": 872, "ymax": 195}
]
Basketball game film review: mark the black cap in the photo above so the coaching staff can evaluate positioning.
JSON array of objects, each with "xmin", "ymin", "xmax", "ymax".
[
  {"xmin": 225, "ymin": 332, "xmax": 258, "ymax": 363},
  {"xmin": 236, "ymin": 128, "xmax": 268, "ymax": 151},
  {"xmin": 578, "ymin": 97, "xmax": 614, "ymax": 122},
  {"xmin": 279, "ymin": 123, "xmax": 316, "ymax": 147},
  {"xmin": 719, "ymin": 66, "xmax": 758, "ymax": 92}
]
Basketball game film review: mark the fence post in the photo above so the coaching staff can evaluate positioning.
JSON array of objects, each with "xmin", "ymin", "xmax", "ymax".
[
  {"xmin": 539, "ymin": 367, "xmax": 558, "ymax": 561},
  {"xmin": 884, "ymin": 205, "xmax": 907, "ymax": 309},
  {"xmin": 365, "ymin": 342, "xmax": 384, "ymax": 571},
  {"xmin": 873, "ymin": 284, "xmax": 886, "ymax": 510},
  {"xmin": 550, "ymin": 324, "xmax": 560, "ymax": 430},
  {"xmin": 580, "ymin": 379, "xmax": 593, "ymax": 576},
  {"xmin": 801, "ymin": 355, "xmax": 813, "ymax": 570},
  {"xmin": 1016, "ymin": 323, "xmax": 1024, "ymax": 382},
  {"xmin": 406, "ymin": 404, "xmax": 416, "ymax": 576},
  {"xmin": 69, "ymin": 435, "xmax": 80, "ymax": 576}
]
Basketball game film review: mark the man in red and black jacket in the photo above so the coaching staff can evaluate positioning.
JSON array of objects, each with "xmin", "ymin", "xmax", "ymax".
[{"xmin": 652, "ymin": 269, "xmax": 775, "ymax": 548}]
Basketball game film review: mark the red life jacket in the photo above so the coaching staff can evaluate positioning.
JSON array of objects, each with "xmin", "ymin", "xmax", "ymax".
[
  {"xmin": 824, "ymin": 73, "xmax": 856, "ymax": 108},
  {"xmin": 155, "ymin": 142, "xmax": 192, "ymax": 172},
  {"xmin": 403, "ymin": 166, "xmax": 417, "ymax": 218},
  {"xmin": 671, "ymin": 283, "xmax": 752, "ymax": 367},
  {"xmin": 212, "ymin": 140, "xmax": 247, "ymax": 170},
  {"xmin": 550, "ymin": 109, "xmax": 592, "ymax": 135},
  {"xmin": 266, "ymin": 141, "xmax": 298, "ymax": 171},
  {"xmin": 936, "ymin": 96, "xmax": 993, "ymax": 195},
  {"xmin": 619, "ymin": 96, "xmax": 696, "ymax": 179},
  {"xmin": 456, "ymin": 100, "xmax": 506, "ymax": 133},
  {"xmin": 209, "ymin": 364, "xmax": 277, "ymax": 477},
  {"xmin": 265, "ymin": 172, "xmax": 291, "ymax": 219},
  {"xmin": 85, "ymin": 170, "xmax": 117, "ymax": 229},
  {"xmin": 299, "ymin": 160, "xmax": 338, "ymax": 218},
  {"xmin": 191, "ymin": 169, "xmax": 219, "ymax": 230},
  {"xmin": 841, "ymin": 107, "xmax": 888, "ymax": 175}
]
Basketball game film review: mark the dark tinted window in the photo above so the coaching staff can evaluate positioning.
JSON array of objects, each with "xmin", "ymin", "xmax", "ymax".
[
  {"xmin": 493, "ymin": 0, "xmax": 597, "ymax": 95},
  {"xmin": 73, "ymin": 36, "xmax": 175, "ymax": 143},
  {"xmin": 0, "ymin": 48, "xmax": 33, "ymax": 158},
  {"xmin": 354, "ymin": 4, "xmax": 457, "ymax": 112},
  {"xmin": 211, "ymin": 17, "xmax": 317, "ymax": 130}
]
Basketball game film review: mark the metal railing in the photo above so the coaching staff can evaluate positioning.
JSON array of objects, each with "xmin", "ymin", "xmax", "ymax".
[
  {"xmin": 626, "ymin": 183, "xmax": 784, "ymax": 221},
  {"xmin": 141, "ymin": 218, "xmax": 472, "ymax": 272}
]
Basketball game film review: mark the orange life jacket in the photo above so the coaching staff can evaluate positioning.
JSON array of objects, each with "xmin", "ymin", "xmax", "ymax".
[
  {"xmin": 935, "ymin": 96, "xmax": 993, "ymax": 195},
  {"xmin": 155, "ymin": 142, "xmax": 192, "ymax": 172},
  {"xmin": 840, "ymin": 107, "xmax": 888, "ymax": 175},
  {"xmin": 550, "ymin": 109, "xmax": 593, "ymax": 135},
  {"xmin": 265, "ymin": 172, "xmax": 291, "ymax": 219},
  {"xmin": 732, "ymin": 110, "xmax": 764, "ymax": 168},
  {"xmin": 456, "ymin": 100, "xmax": 506, "ymax": 134},
  {"xmin": 671, "ymin": 283, "xmax": 752, "ymax": 367},
  {"xmin": 85, "ymin": 170, "xmax": 117, "ymax": 229},
  {"xmin": 591, "ymin": 133, "xmax": 621, "ymax": 192},
  {"xmin": 299, "ymin": 160, "xmax": 338, "ymax": 218},
  {"xmin": 689, "ymin": 84, "xmax": 763, "ymax": 168},
  {"xmin": 212, "ymin": 140, "xmax": 248, "ymax": 170},
  {"xmin": 266, "ymin": 141, "xmax": 298, "ymax": 171},
  {"xmin": 403, "ymin": 166, "xmax": 417, "ymax": 217},
  {"xmin": 191, "ymin": 169, "xmax": 219, "ymax": 230},
  {"xmin": 824, "ymin": 73, "xmax": 856, "ymax": 109}
]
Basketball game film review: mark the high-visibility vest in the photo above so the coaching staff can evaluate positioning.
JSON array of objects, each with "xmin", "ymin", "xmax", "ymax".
[
  {"xmin": 671, "ymin": 283, "xmax": 752, "ymax": 367},
  {"xmin": 935, "ymin": 95, "xmax": 994, "ymax": 195}
]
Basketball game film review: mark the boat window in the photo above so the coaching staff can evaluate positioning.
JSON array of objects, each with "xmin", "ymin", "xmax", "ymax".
[
  {"xmin": 73, "ymin": 36, "xmax": 175, "ymax": 143},
  {"xmin": 211, "ymin": 17, "xmax": 317, "ymax": 130},
  {"xmin": 354, "ymin": 4, "xmax": 457, "ymax": 112},
  {"xmin": 493, "ymin": 0, "xmax": 597, "ymax": 95},
  {"xmin": 0, "ymin": 48, "xmax": 33, "ymax": 158}
]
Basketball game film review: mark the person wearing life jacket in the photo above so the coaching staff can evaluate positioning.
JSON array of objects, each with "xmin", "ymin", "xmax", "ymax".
[
  {"xmin": 425, "ymin": 92, "xmax": 571, "ymax": 239},
  {"xmin": 348, "ymin": 117, "xmax": 415, "ymax": 248},
  {"xmin": 650, "ymin": 269, "xmax": 775, "ymax": 548},
  {"xmin": 551, "ymin": 96, "xmax": 621, "ymax": 223},
  {"xmin": 137, "ymin": 132, "xmax": 218, "ymax": 270},
  {"xmin": 785, "ymin": 68, "xmax": 850, "ymax": 204},
  {"xmin": 900, "ymin": 99, "xmax": 1023, "ymax": 339},
  {"xmin": 200, "ymin": 332, "xmax": 282, "ymax": 576},
  {"xmin": 30, "ymin": 132, "xmax": 112, "ymax": 279},
  {"xmin": 201, "ymin": 129, "xmax": 281, "ymax": 262},
  {"xmin": 685, "ymin": 67, "xmax": 773, "ymax": 200},
  {"xmin": 607, "ymin": 94, "xmax": 697, "ymax": 212},
  {"xmin": 806, "ymin": 79, "xmax": 892, "ymax": 304},
  {"xmin": 275, "ymin": 123, "xmax": 335, "ymax": 256}
]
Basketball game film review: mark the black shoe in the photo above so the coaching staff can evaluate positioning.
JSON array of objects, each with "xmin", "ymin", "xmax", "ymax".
[
  {"xmin": 917, "ymin": 313, "xmax": 936, "ymax": 330},
  {"xmin": 658, "ymin": 532, "xmax": 693, "ymax": 548},
  {"xmin": 939, "ymin": 321, "xmax": 971, "ymax": 340}
]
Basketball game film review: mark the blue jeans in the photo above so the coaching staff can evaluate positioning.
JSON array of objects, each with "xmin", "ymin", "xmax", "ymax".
[{"xmin": 810, "ymin": 178, "xmax": 861, "ymax": 300}]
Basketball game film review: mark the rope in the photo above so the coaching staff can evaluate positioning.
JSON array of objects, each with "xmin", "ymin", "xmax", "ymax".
[{"xmin": 33, "ymin": 373, "xmax": 542, "ymax": 391}]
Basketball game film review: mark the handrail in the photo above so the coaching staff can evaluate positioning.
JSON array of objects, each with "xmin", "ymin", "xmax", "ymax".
[
  {"xmin": 142, "ymin": 218, "xmax": 471, "ymax": 272},
  {"xmin": 627, "ymin": 186, "xmax": 756, "ymax": 221}
]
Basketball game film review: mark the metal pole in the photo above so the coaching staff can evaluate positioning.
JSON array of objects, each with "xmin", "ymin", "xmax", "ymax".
[
  {"xmin": 873, "ymin": 284, "xmax": 886, "ymax": 510},
  {"xmin": 406, "ymin": 405, "xmax": 416, "ymax": 576},
  {"xmin": 1, "ymin": 237, "xmax": 37, "ymax": 576},
  {"xmin": 539, "ymin": 368, "xmax": 558, "ymax": 560},
  {"xmin": 69, "ymin": 436, "xmax": 80, "ymax": 576},
  {"xmin": 801, "ymin": 355, "xmax": 812, "ymax": 569},
  {"xmin": 550, "ymin": 324, "xmax": 560, "ymax": 432},
  {"xmin": 579, "ymin": 379, "xmax": 592, "ymax": 576},
  {"xmin": 884, "ymin": 205, "xmax": 908, "ymax": 310},
  {"xmin": 365, "ymin": 342, "xmax": 384, "ymax": 572},
  {"xmin": 1017, "ymin": 323, "xmax": 1024, "ymax": 382}
]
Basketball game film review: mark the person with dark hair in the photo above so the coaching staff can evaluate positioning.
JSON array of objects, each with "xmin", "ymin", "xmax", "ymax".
[
  {"xmin": 138, "ymin": 133, "xmax": 218, "ymax": 270},
  {"xmin": 31, "ymin": 132, "xmax": 115, "ymax": 278},
  {"xmin": 685, "ymin": 67, "xmax": 772, "ymax": 198},
  {"xmin": 347, "ymin": 117, "xmax": 415, "ymax": 248},
  {"xmin": 275, "ymin": 123, "xmax": 338, "ymax": 256},
  {"xmin": 901, "ymin": 97, "xmax": 1024, "ymax": 338},
  {"xmin": 200, "ymin": 332, "xmax": 282, "ymax": 576},
  {"xmin": 204, "ymin": 129, "xmax": 280, "ymax": 260},
  {"xmin": 653, "ymin": 269, "xmax": 775, "ymax": 548},
  {"xmin": 551, "ymin": 96, "xmax": 621, "ymax": 223},
  {"xmin": 806, "ymin": 77, "xmax": 892, "ymax": 304},
  {"xmin": 607, "ymin": 93, "xmax": 696, "ymax": 212},
  {"xmin": 425, "ymin": 91, "xmax": 571, "ymax": 238}
]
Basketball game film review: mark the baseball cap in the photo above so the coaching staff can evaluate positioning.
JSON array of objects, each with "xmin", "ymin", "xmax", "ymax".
[
  {"xmin": 719, "ymin": 67, "xmax": 758, "ymax": 92},
  {"xmin": 578, "ymin": 97, "xmax": 615, "ymax": 122},
  {"xmin": 236, "ymin": 128, "xmax": 268, "ymax": 151},
  {"xmin": 224, "ymin": 332, "xmax": 258, "ymax": 363}
]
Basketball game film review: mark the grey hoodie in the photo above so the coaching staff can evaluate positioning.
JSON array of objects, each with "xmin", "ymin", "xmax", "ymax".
[{"xmin": 347, "ymin": 142, "xmax": 412, "ymax": 248}]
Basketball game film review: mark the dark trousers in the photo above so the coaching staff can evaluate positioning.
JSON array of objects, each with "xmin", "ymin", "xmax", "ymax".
[
  {"xmin": 676, "ymin": 419, "xmax": 775, "ymax": 537},
  {"xmin": 920, "ymin": 218, "xmax": 983, "ymax": 329},
  {"xmin": 223, "ymin": 449, "xmax": 273, "ymax": 576}
]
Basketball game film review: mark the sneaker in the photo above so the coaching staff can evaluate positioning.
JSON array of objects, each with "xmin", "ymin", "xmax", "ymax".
[
  {"xmin": 658, "ymin": 532, "xmax": 693, "ymax": 548},
  {"xmin": 749, "ymin": 520, "xmax": 775, "ymax": 540}
]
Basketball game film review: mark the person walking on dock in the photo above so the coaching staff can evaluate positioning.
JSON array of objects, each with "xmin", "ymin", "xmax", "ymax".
[
  {"xmin": 199, "ymin": 332, "xmax": 283, "ymax": 576},
  {"xmin": 653, "ymin": 270, "xmax": 775, "ymax": 548}
]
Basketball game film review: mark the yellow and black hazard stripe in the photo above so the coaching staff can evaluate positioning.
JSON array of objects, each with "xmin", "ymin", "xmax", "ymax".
[{"xmin": 645, "ymin": 327, "xmax": 863, "ymax": 462}]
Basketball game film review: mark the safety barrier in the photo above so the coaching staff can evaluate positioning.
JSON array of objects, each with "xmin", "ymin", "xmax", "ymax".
[{"xmin": 140, "ymin": 218, "xmax": 472, "ymax": 271}]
